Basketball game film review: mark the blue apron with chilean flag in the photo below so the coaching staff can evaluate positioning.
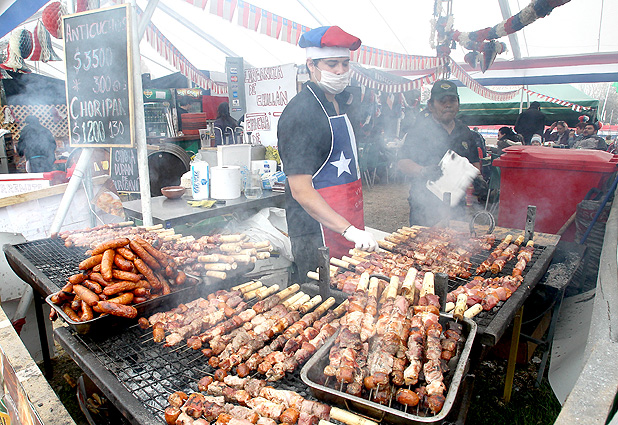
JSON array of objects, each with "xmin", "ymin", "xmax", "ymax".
[{"xmin": 308, "ymin": 86, "xmax": 365, "ymax": 259}]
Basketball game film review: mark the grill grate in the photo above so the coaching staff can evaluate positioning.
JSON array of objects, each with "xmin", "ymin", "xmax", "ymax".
[
  {"xmin": 71, "ymin": 316, "xmax": 319, "ymax": 421},
  {"xmin": 12, "ymin": 238, "xmax": 87, "ymax": 290}
]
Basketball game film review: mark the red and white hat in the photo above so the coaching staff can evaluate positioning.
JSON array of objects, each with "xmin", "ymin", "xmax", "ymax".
[{"xmin": 299, "ymin": 26, "xmax": 361, "ymax": 59}]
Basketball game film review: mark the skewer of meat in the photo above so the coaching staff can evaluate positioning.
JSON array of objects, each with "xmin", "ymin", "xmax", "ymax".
[
  {"xmin": 218, "ymin": 295, "xmax": 332, "ymax": 373},
  {"xmin": 213, "ymin": 294, "xmax": 307, "ymax": 370},
  {"xmin": 512, "ymin": 240, "xmax": 534, "ymax": 277},
  {"xmin": 203, "ymin": 378, "xmax": 378, "ymax": 425},
  {"xmin": 490, "ymin": 234, "xmax": 525, "ymax": 274},
  {"xmin": 257, "ymin": 301, "xmax": 348, "ymax": 381},
  {"xmin": 475, "ymin": 234, "xmax": 513, "ymax": 274},
  {"xmin": 199, "ymin": 285, "xmax": 300, "ymax": 343},
  {"xmin": 324, "ymin": 273, "xmax": 369, "ymax": 384}
]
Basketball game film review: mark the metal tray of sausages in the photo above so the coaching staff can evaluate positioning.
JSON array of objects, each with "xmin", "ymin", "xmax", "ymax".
[
  {"xmin": 300, "ymin": 314, "xmax": 476, "ymax": 425},
  {"xmin": 45, "ymin": 279, "xmax": 212, "ymax": 335}
]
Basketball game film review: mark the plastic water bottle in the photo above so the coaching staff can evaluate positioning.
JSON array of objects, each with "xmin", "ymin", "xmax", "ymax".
[{"xmin": 191, "ymin": 155, "xmax": 210, "ymax": 200}]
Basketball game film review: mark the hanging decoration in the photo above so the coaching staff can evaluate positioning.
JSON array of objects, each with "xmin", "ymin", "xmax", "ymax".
[
  {"xmin": 434, "ymin": 0, "xmax": 572, "ymax": 72},
  {"xmin": 75, "ymin": 0, "xmax": 100, "ymax": 13},
  {"xmin": 351, "ymin": 66, "xmax": 439, "ymax": 94},
  {"xmin": 28, "ymin": 20, "xmax": 61, "ymax": 62},
  {"xmin": 141, "ymin": 9, "xmax": 227, "ymax": 95},
  {"xmin": 450, "ymin": 60, "xmax": 518, "ymax": 101},
  {"xmin": 3, "ymin": 106, "xmax": 15, "ymax": 124},
  {"xmin": 41, "ymin": 1, "xmax": 66, "ymax": 39},
  {"xmin": 1, "ymin": 29, "xmax": 33, "ymax": 73},
  {"xmin": 180, "ymin": 0, "xmax": 442, "ymax": 72},
  {"xmin": 522, "ymin": 87, "xmax": 591, "ymax": 112}
]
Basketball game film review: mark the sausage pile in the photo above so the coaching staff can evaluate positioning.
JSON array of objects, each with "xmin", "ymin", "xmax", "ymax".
[{"xmin": 49, "ymin": 236, "xmax": 197, "ymax": 322}]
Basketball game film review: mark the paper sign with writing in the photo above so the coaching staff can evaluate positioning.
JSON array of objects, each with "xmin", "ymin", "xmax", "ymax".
[
  {"xmin": 110, "ymin": 147, "xmax": 140, "ymax": 193},
  {"xmin": 63, "ymin": 4, "xmax": 134, "ymax": 147},
  {"xmin": 244, "ymin": 63, "xmax": 296, "ymax": 147}
]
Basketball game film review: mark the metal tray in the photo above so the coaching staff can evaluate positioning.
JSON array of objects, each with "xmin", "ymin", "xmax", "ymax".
[
  {"xmin": 300, "ymin": 314, "xmax": 477, "ymax": 425},
  {"xmin": 46, "ymin": 279, "xmax": 217, "ymax": 334}
]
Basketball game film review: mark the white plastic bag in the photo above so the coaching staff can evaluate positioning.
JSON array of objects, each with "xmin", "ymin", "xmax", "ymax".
[
  {"xmin": 426, "ymin": 150, "xmax": 480, "ymax": 206},
  {"xmin": 225, "ymin": 207, "xmax": 293, "ymax": 261}
]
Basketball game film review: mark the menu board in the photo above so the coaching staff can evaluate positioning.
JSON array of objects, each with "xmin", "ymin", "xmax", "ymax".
[{"xmin": 63, "ymin": 4, "xmax": 134, "ymax": 147}]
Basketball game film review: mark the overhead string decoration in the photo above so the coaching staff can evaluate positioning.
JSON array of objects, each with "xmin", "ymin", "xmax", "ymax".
[
  {"xmin": 450, "ymin": 0, "xmax": 572, "ymax": 72},
  {"xmin": 75, "ymin": 0, "xmax": 100, "ymax": 13}
]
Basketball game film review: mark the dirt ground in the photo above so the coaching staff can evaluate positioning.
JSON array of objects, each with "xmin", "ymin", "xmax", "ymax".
[{"xmin": 362, "ymin": 181, "xmax": 411, "ymax": 232}]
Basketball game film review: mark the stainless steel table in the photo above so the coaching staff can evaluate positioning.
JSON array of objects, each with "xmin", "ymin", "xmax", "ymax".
[{"xmin": 123, "ymin": 191, "xmax": 285, "ymax": 227}]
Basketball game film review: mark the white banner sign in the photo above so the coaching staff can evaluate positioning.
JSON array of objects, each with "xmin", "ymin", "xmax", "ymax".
[{"xmin": 244, "ymin": 63, "xmax": 296, "ymax": 147}]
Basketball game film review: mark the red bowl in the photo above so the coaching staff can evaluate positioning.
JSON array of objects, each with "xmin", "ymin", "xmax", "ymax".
[{"xmin": 161, "ymin": 186, "xmax": 186, "ymax": 199}]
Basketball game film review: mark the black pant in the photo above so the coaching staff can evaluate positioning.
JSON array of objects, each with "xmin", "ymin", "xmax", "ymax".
[{"xmin": 289, "ymin": 233, "xmax": 324, "ymax": 284}]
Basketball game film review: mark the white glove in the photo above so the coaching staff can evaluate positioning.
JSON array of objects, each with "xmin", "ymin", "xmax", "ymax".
[{"xmin": 342, "ymin": 226, "xmax": 378, "ymax": 251}]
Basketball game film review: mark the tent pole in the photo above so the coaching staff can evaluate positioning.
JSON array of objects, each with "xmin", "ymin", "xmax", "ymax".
[
  {"xmin": 130, "ymin": 0, "xmax": 153, "ymax": 226},
  {"xmin": 519, "ymin": 85, "xmax": 525, "ymax": 113}
]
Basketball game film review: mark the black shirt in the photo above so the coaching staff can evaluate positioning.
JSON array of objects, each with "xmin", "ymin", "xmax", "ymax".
[{"xmin": 277, "ymin": 81, "xmax": 354, "ymax": 238}]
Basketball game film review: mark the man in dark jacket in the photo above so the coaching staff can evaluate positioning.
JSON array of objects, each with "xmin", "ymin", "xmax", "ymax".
[
  {"xmin": 514, "ymin": 101, "xmax": 546, "ymax": 145},
  {"xmin": 17, "ymin": 116, "xmax": 57, "ymax": 172}
]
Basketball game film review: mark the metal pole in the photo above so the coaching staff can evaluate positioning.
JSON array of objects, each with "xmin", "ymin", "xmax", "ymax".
[
  {"xmin": 497, "ymin": 0, "xmax": 522, "ymax": 60},
  {"xmin": 130, "ymin": 0, "xmax": 153, "ymax": 226},
  {"xmin": 49, "ymin": 148, "xmax": 94, "ymax": 235}
]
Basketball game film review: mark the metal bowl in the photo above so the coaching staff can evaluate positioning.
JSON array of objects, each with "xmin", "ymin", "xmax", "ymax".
[{"xmin": 161, "ymin": 185, "xmax": 186, "ymax": 199}]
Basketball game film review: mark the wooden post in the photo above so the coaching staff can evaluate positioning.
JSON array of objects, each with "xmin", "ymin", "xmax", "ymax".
[{"xmin": 503, "ymin": 305, "xmax": 524, "ymax": 402}]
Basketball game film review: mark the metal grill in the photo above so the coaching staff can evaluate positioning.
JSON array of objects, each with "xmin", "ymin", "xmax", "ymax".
[
  {"xmin": 449, "ymin": 244, "xmax": 548, "ymax": 330},
  {"xmin": 12, "ymin": 238, "xmax": 87, "ymax": 290},
  {"xmin": 69, "ymin": 322, "xmax": 319, "ymax": 424}
]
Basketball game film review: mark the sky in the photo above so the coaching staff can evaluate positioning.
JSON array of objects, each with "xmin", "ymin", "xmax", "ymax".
[{"xmin": 3, "ymin": 0, "xmax": 618, "ymax": 81}]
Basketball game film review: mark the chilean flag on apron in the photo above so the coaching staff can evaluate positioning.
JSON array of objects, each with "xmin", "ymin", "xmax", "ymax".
[{"xmin": 309, "ymin": 87, "xmax": 365, "ymax": 259}]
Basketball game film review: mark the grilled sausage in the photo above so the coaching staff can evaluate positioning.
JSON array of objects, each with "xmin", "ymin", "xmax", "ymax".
[
  {"xmin": 214, "ymin": 368, "xmax": 227, "ymax": 382},
  {"xmin": 129, "ymin": 240, "xmax": 161, "ymax": 270},
  {"xmin": 78, "ymin": 254, "xmax": 103, "ymax": 271},
  {"xmin": 62, "ymin": 303, "xmax": 81, "ymax": 322},
  {"xmin": 133, "ymin": 287, "xmax": 150, "ymax": 297},
  {"xmin": 164, "ymin": 406, "xmax": 181, "ymax": 425},
  {"xmin": 96, "ymin": 301, "xmax": 137, "ymax": 319},
  {"xmin": 88, "ymin": 272, "xmax": 109, "ymax": 287},
  {"xmin": 116, "ymin": 246, "xmax": 136, "ymax": 261},
  {"xmin": 197, "ymin": 375, "xmax": 213, "ymax": 392},
  {"xmin": 280, "ymin": 408, "xmax": 300, "ymax": 424},
  {"xmin": 135, "ymin": 237, "xmax": 170, "ymax": 267},
  {"xmin": 153, "ymin": 322, "xmax": 165, "ymax": 342},
  {"xmin": 168, "ymin": 391, "xmax": 188, "ymax": 408},
  {"xmin": 72, "ymin": 284, "xmax": 100, "ymax": 306},
  {"xmin": 100, "ymin": 249, "xmax": 115, "ymax": 281},
  {"xmin": 112, "ymin": 270, "xmax": 141, "ymax": 282},
  {"xmin": 103, "ymin": 281, "xmax": 139, "ymax": 296},
  {"xmin": 395, "ymin": 388, "xmax": 420, "ymax": 406},
  {"xmin": 80, "ymin": 301, "xmax": 94, "ymax": 321},
  {"xmin": 175, "ymin": 270, "xmax": 187, "ymax": 286},
  {"xmin": 107, "ymin": 292, "xmax": 134, "ymax": 305},
  {"xmin": 114, "ymin": 254, "xmax": 134, "ymax": 271},
  {"xmin": 138, "ymin": 317, "xmax": 150, "ymax": 329},
  {"xmin": 68, "ymin": 273, "xmax": 86, "ymax": 284},
  {"xmin": 91, "ymin": 238, "xmax": 130, "ymax": 255},
  {"xmin": 184, "ymin": 393, "xmax": 206, "ymax": 419},
  {"xmin": 82, "ymin": 279, "xmax": 103, "ymax": 294},
  {"xmin": 132, "ymin": 296, "xmax": 148, "ymax": 304},
  {"xmin": 133, "ymin": 258, "xmax": 160, "ymax": 289}
]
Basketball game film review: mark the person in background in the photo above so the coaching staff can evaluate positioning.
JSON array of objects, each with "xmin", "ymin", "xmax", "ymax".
[
  {"xmin": 17, "ymin": 115, "xmax": 57, "ymax": 172},
  {"xmin": 543, "ymin": 121, "xmax": 570, "ymax": 146},
  {"xmin": 568, "ymin": 121, "xmax": 586, "ymax": 147},
  {"xmin": 397, "ymin": 80, "xmax": 481, "ymax": 226},
  {"xmin": 277, "ymin": 26, "xmax": 377, "ymax": 281},
  {"xmin": 530, "ymin": 134, "xmax": 543, "ymax": 146},
  {"xmin": 514, "ymin": 101, "xmax": 546, "ymax": 145},
  {"xmin": 572, "ymin": 122, "xmax": 608, "ymax": 150},
  {"xmin": 213, "ymin": 102, "xmax": 238, "ymax": 145},
  {"xmin": 496, "ymin": 126, "xmax": 523, "ymax": 155}
]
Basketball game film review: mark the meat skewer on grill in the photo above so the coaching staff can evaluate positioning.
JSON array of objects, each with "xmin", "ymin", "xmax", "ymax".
[
  {"xmin": 200, "ymin": 377, "xmax": 378, "ymax": 425},
  {"xmin": 475, "ymin": 234, "xmax": 513, "ymax": 274},
  {"xmin": 210, "ymin": 293, "xmax": 307, "ymax": 369},
  {"xmin": 323, "ymin": 273, "xmax": 368, "ymax": 382},
  {"xmin": 216, "ymin": 296, "xmax": 334, "ymax": 373},
  {"xmin": 512, "ymin": 240, "xmax": 534, "ymax": 277},
  {"xmin": 249, "ymin": 301, "xmax": 348, "ymax": 381},
  {"xmin": 490, "ymin": 234, "xmax": 525, "ymax": 274}
]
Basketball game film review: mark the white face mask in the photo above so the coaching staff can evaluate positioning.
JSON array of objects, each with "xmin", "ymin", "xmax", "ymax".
[{"xmin": 316, "ymin": 69, "xmax": 351, "ymax": 95}]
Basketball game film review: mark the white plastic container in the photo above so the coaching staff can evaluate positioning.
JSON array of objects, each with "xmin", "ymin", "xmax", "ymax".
[{"xmin": 190, "ymin": 158, "xmax": 210, "ymax": 200}]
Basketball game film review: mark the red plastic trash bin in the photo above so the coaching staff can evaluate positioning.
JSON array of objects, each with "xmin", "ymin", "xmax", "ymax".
[{"xmin": 492, "ymin": 146, "xmax": 618, "ymax": 236}]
